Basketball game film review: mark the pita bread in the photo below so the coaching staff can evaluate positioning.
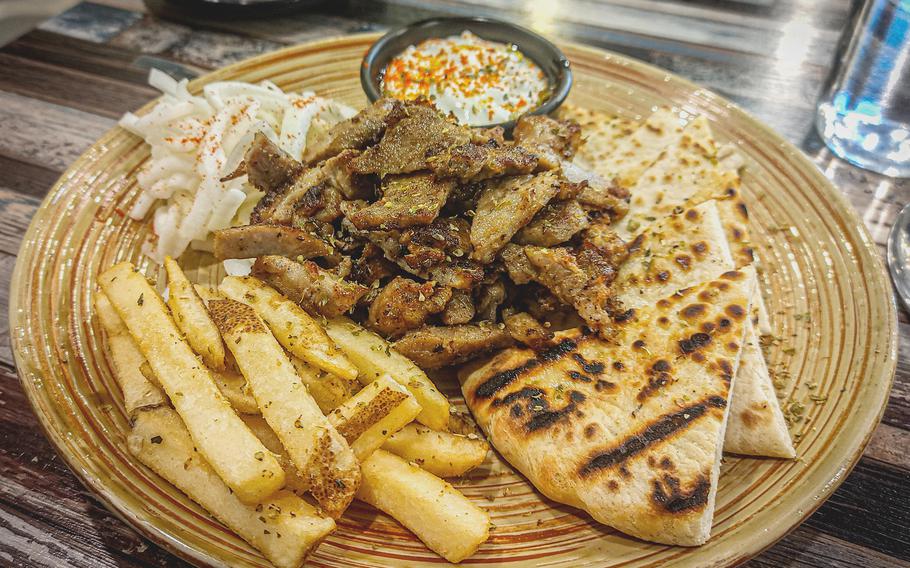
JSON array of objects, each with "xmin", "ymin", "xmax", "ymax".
[
  {"xmin": 615, "ymin": 197, "xmax": 794, "ymax": 458},
  {"xmin": 568, "ymin": 107, "xmax": 685, "ymax": 190},
  {"xmin": 617, "ymin": 116, "xmax": 726, "ymax": 241},
  {"xmin": 461, "ymin": 269, "xmax": 756, "ymax": 545},
  {"xmin": 694, "ymin": 172, "xmax": 773, "ymax": 335},
  {"xmin": 557, "ymin": 105, "xmax": 636, "ymax": 176},
  {"xmin": 613, "ymin": 200, "xmax": 734, "ymax": 306}
]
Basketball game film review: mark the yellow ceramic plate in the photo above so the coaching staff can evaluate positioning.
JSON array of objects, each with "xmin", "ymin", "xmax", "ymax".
[{"xmin": 10, "ymin": 34, "xmax": 896, "ymax": 567}]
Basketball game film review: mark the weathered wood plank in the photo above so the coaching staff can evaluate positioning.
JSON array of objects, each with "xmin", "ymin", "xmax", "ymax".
[
  {"xmin": 0, "ymin": 91, "xmax": 115, "ymax": 172},
  {"xmin": 0, "ymin": 190, "xmax": 42, "ymax": 256},
  {"xmin": 0, "ymin": 370, "xmax": 189, "ymax": 568},
  {"xmin": 883, "ymin": 322, "xmax": 910, "ymax": 430},
  {"xmin": 0, "ymin": 155, "xmax": 60, "ymax": 199},
  {"xmin": 3, "ymin": 29, "xmax": 153, "ymax": 86},
  {"xmin": 746, "ymin": 526, "xmax": 910, "ymax": 568},
  {"xmin": 0, "ymin": 253, "xmax": 20, "ymax": 371},
  {"xmin": 805, "ymin": 458, "xmax": 910, "ymax": 560},
  {"xmin": 0, "ymin": 54, "xmax": 153, "ymax": 119},
  {"xmin": 865, "ymin": 423, "xmax": 910, "ymax": 471}
]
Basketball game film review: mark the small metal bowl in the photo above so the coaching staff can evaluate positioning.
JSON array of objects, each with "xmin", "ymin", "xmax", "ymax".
[{"xmin": 360, "ymin": 17, "xmax": 573, "ymax": 130}]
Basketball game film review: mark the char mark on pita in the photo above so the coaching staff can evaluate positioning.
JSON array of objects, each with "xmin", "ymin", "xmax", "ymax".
[{"xmin": 579, "ymin": 396, "xmax": 727, "ymax": 477}]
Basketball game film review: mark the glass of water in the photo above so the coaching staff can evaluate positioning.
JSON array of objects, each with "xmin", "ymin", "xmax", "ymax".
[{"xmin": 816, "ymin": 0, "xmax": 910, "ymax": 178}]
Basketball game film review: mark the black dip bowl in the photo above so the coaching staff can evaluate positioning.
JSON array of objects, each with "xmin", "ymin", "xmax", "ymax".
[{"xmin": 360, "ymin": 17, "xmax": 573, "ymax": 131}]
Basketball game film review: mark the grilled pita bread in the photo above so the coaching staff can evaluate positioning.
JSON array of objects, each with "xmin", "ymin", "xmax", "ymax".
[
  {"xmin": 556, "ymin": 105, "xmax": 636, "ymax": 176},
  {"xmin": 564, "ymin": 107, "xmax": 685, "ymax": 191},
  {"xmin": 615, "ymin": 197, "xmax": 794, "ymax": 458},
  {"xmin": 616, "ymin": 116, "xmax": 726, "ymax": 241},
  {"xmin": 693, "ymin": 174, "xmax": 772, "ymax": 335},
  {"xmin": 461, "ymin": 269, "xmax": 756, "ymax": 545}
]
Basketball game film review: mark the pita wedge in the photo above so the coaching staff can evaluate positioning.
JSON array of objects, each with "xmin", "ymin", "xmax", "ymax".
[
  {"xmin": 614, "ymin": 200, "xmax": 794, "ymax": 458},
  {"xmin": 565, "ymin": 107, "xmax": 686, "ymax": 190},
  {"xmin": 616, "ymin": 115, "xmax": 727, "ymax": 241},
  {"xmin": 692, "ymin": 172, "xmax": 773, "ymax": 335},
  {"xmin": 462, "ymin": 269, "xmax": 756, "ymax": 545},
  {"xmin": 556, "ymin": 105, "xmax": 636, "ymax": 176}
]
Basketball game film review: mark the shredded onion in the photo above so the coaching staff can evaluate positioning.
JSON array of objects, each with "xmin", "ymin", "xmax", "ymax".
[{"xmin": 121, "ymin": 69, "xmax": 355, "ymax": 263}]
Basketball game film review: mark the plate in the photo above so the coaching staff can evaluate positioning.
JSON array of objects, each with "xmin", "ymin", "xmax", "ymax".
[{"xmin": 9, "ymin": 33, "xmax": 896, "ymax": 567}]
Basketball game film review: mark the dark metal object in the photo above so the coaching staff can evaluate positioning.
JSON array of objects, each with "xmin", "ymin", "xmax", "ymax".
[{"xmin": 360, "ymin": 17, "xmax": 573, "ymax": 130}]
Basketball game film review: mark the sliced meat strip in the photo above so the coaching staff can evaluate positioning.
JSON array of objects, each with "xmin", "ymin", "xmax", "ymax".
[
  {"xmin": 427, "ymin": 142, "xmax": 539, "ymax": 182},
  {"xmin": 346, "ymin": 218, "xmax": 485, "ymax": 291},
  {"xmin": 441, "ymin": 290, "xmax": 475, "ymax": 325},
  {"xmin": 500, "ymin": 243, "xmax": 536, "ymax": 285},
  {"xmin": 350, "ymin": 243, "xmax": 398, "ymax": 287},
  {"xmin": 513, "ymin": 115, "xmax": 582, "ymax": 169},
  {"xmin": 504, "ymin": 311, "xmax": 554, "ymax": 349},
  {"xmin": 580, "ymin": 219, "xmax": 629, "ymax": 267},
  {"xmin": 252, "ymin": 255, "xmax": 368, "ymax": 318},
  {"xmin": 474, "ymin": 279, "xmax": 506, "ymax": 322},
  {"xmin": 560, "ymin": 161, "xmax": 630, "ymax": 220},
  {"xmin": 514, "ymin": 199, "xmax": 590, "ymax": 247},
  {"xmin": 212, "ymin": 224, "xmax": 333, "ymax": 260},
  {"xmin": 349, "ymin": 173, "xmax": 455, "ymax": 230},
  {"xmin": 243, "ymin": 132, "xmax": 304, "ymax": 193},
  {"xmin": 350, "ymin": 103, "xmax": 471, "ymax": 176},
  {"xmin": 302, "ymin": 97, "xmax": 406, "ymax": 164},
  {"xmin": 393, "ymin": 324, "xmax": 514, "ymax": 369},
  {"xmin": 366, "ymin": 277, "xmax": 452, "ymax": 339},
  {"xmin": 252, "ymin": 150, "xmax": 360, "ymax": 225},
  {"xmin": 470, "ymin": 171, "xmax": 564, "ymax": 264},
  {"xmin": 522, "ymin": 246, "xmax": 614, "ymax": 335},
  {"xmin": 427, "ymin": 260, "xmax": 485, "ymax": 290}
]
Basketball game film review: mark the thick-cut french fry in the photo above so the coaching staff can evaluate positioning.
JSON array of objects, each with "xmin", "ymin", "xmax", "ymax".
[
  {"xmin": 240, "ymin": 414, "xmax": 310, "ymax": 495},
  {"xmin": 93, "ymin": 291, "xmax": 167, "ymax": 415},
  {"xmin": 382, "ymin": 423, "xmax": 489, "ymax": 478},
  {"xmin": 212, "ymin": 369, "xmax": 259, "ymax": 415},
  {"xmin": 99, "ymin": 262, "xmax": 285, "ymax": 503},
  {"xmin": 164, "ymin": 257, "xmax": 226, "ymax": 370},
  {"xmin": 138, "ymin": 360, "xmax": 162, "ymax": 388},
  {"xmin": 130, "ymin": 408, "xmax": 334, "ymax": 568},
  {"xmin": 323, "ymin": 317, "xmax": 451, "ymax": 431},
  {"xmin": 219, "ymin": 276, "xmax": 358, "ymax": 381},
  {"xmin": 193, "ymin": 284, "xmax": 221, "ymax": 304},
  {"xmin": 327, "ymin": 376, "xmax": 421, "ymax": 460},
  {"xmin": 208, "ymin": 298, "xmax": 360, "ymax": 518},
  {"xmin": 288, "ymin": 356, "xmax": 359, "ymax": 413},
  {"xmin": 357, "ymin": 450, "xmax": 490, "ymax": 563}
]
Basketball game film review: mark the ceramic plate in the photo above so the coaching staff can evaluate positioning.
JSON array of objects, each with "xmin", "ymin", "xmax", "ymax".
[{"xmin": 9, "ymin": 33, "xmax": 897, "ymax": 567}]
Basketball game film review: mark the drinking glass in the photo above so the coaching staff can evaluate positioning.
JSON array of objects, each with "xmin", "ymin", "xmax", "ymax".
[{"xmin": 816, "ymin": 0, "xmax": 910, "ymax": 178}]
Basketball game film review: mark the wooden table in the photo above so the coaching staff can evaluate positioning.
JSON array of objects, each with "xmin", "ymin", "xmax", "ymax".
[{"xmin": 0, "ymin": 0, "xmax": 907, "ymax": 566}]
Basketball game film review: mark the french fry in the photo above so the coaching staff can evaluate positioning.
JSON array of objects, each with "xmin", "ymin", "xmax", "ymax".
[
  {"xmin": 323, "ymin": 317, "xmax": 451, "ymax": 431},
  {"xmin": 219, "ymin": 276, "xmax": 358, "ymax": 381},
  {"xmin": 99, "ymin": 262, "xmax": 285, "ymax": 503},
  {"xmin": 327, "ymin": 376, "xmax": 421, "ymax": 460},
  {"xmin": 382, "ymin": 423, "xmax": 489, "ymax": 478},
  {"xmin": 212, "ymin": 369, "xmax": 259, "ymax": 415},
  {"xmin": 93, "ymin": 291, "xmax": 167, "ymax": 415},
  {"xmin": 193, "ymin": 284, "xmax": 221, "ymax": 304},
  {"xmin": 164, "ymin": 257, "xmax": 226, "ymax": 370},
  {"xmin": 288, "ymin": 356, "xmax": 359, "ymax": 413},
  {"xmin": 357, "ymin": 450, "xmax": 490, "ymax": 563},
  {"xmin": 208, "ymin": 298, "xmax": 360, "ymax": 518},
  {"xmin": 236, "ymin": 383, "xmax": 488, "ymax": 563},
  {"xmin": 138, "ymin": 360, "xmax": 162, "ymax": 388},
  {"xmin": 130, "ymin": 408, "xmax": 334, "ymax": 568},
  {"xmin": 240, "ymin": 414, "xmax": 310, "ymax": 495}
]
